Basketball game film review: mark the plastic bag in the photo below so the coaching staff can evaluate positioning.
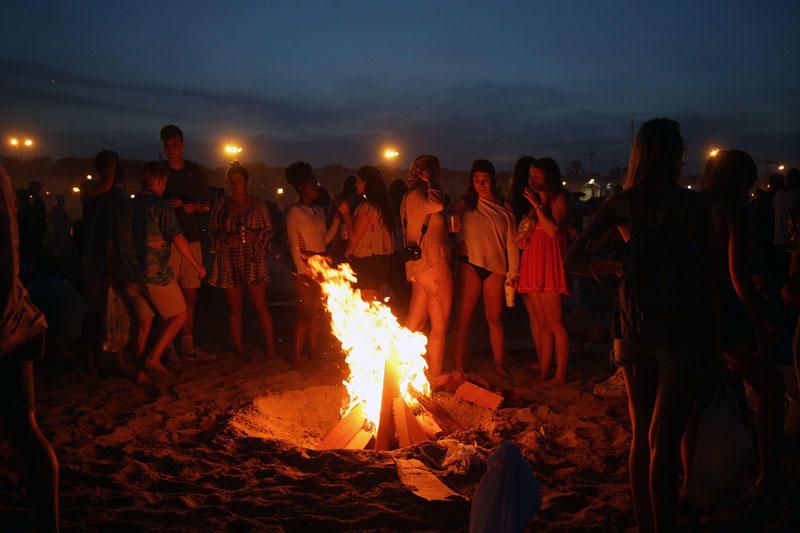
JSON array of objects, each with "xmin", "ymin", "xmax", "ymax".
[
  {"xmin": 687, "ymin": 377, "xmax": 753, "ymax": 506},
  {"xmin": 470, "ymin": 442, "xmax": 541, "ymax": 533},
  {"xmin": 102, "ymin": 285, "xmax": 130, "ymax": 353},
  {"xmin": 438, "ymin": 438, "xmax": 486, "ymax": 475}
]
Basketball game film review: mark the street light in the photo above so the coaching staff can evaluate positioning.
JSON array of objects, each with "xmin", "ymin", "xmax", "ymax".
[
  {"xmin": 224, "ymin": 144, "xmax": 242, "ymax": 155},
  {"xmin": 86, "ymin": 174, "xmax": 93, "ymax": 180},
  {"xmin": 72, "ymin": 186, "xmax": 81, "ymax": 193},
  {"xmin": 778, "ymin": 164, "xmax": 785, "ymax": 171},
  {"xmin": 383, "ymin": 148, "xmax": 399, "ymax": 160},
  {"xmin": 9, "ymin": 138, "xmax": 18, "ymax": 146},
  {"xmin": 24, "ymin": 139, "xmax": 33, "ymax": 147},
  {"xmin": 708, "ymin": 148, "xmax": 720, "ymax": 158},
  {"xmin": 277, "ymin": 187, "xmax": 284, "ymax": 195}
]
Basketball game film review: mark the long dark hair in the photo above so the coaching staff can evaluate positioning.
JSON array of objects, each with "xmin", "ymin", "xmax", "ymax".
[
  {"xmin": 531, "ymin": 157, "xmax": 564, "ymax": 196},
  {"xmin": 700, "ymin": 150, "xmax": 757, "ymax": 198},
  {"xmin": 509, "ymin": 155, "xmax": 534, "ymax": 221},
  {"xmin": 625, "ymin": 118, "xmax": 685, "ymax": 190},
  {"xmin": 464, "ymin": 159, "xmax": 500, "ymax": 210},
  {"xmin": 358, "ymin": 165, "xmax": 395, "ymax": 232}
]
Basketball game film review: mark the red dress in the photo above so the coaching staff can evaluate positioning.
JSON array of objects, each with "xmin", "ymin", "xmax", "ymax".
[{"xmin": 518, "ymin": 224, "xmax": 570, "ymax": 294}]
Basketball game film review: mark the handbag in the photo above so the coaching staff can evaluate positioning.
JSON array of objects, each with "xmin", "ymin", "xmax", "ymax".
[{"xmin": 401, "ymin": 197, "xmax": 431, "ymax": 263}]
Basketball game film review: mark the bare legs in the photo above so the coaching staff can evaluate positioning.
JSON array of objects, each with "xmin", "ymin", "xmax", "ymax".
[
  {"xmin": 225, "ymin": 284, "xmax": 275, "ymax": 358},
  {"xmin": 452, "ymin": 264, "xmax": 506, "ymax": 374},
  {"xmin": 405, "ymin": 262, "xmax": 452, "ymax": 384},
  {"xmin": 294, "ymin": 275, "xmax": 322, "ymax": 365},
  {"xmin": 144, "ymin": 312, "xmax": 187, "ymax": 375},
  {"xmin": 623, "ymin": 349, "xmax": 693, "ymax": 533},
  {"xmin": 527, "ymin": 291, "xmax": 569, "ymax": 383},
  {"xmin": 723, "ymin": 342, "xmax": 785, "ymax": 489},
  {"xmin": 0, "ymin": 362, "xmax": 59, "ymax": 532}
]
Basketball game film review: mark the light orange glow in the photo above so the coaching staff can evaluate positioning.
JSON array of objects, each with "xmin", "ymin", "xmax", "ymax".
[
  {"xmin": 86, "ymin": 174, "xmax": 93, "ymax": 180},
  {"xmin": 224, "ymin": 144, "xmax": 242, "ymax": 155},
  {"xmin": 9, "ymin": 138, "xmax": 18, "ymax": 146},
  {"xmin": 383, "ymin": 148, "xmax": 399, "ymax": 159},
  {"xmin": 307, "ymin": 256, "xmax": 429, "ymax": 433},
  {"xmin": 277, "ymin": 187, "xmax": 284, "ymax": 195},
  {"xmin": 708, "ymin": 148, "xmax": 720, "ymax": 158},
  {"xmin": 24, "ymin": 139, "xmax": 33, "ymax": 147},
  {"xmin": 72, "ymin": 186, "xmax": 81, "ymax": 193},
  {"xmin": 778, "ymin": 165, "xmax": 785, "ymax": 171}
]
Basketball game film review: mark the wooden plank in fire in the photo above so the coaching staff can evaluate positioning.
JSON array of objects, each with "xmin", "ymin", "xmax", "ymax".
[
  {"xmin": 392, "ymin": 397, "xmax": 429, "ymax": 448},
  {"xmin": 318, "ymin": 404, "xmax": 372, "ymax": 450},
  {"xmin": 410, "ymin": 390, "xmax": 465, "ymax": 435},
  {"xmin": 455, "ymin": 381, "xmax": 504, "ymax": 410}
]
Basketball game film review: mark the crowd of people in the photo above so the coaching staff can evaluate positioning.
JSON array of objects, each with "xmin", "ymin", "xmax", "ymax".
[{"xmin": 2, "ymin": 118, "xmax": 798, "ymax": 531}]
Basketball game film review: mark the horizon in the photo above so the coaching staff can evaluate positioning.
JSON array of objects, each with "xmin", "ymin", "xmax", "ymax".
[{"xmin": 2, "ymin": 1, "xmax": 799, "ymax": 175}]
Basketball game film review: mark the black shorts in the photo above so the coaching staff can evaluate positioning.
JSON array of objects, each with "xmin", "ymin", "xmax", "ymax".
[
  {"xmin": 457, "ymin": 255, "xmax": 492, "ymax": 281},
  {"xmin": 0, "ymin": 335, "xmax": 43, "ymax": 415},
  {"xmin": 348, "ymin": 254, "xmax": 392, "ymax": 290}
]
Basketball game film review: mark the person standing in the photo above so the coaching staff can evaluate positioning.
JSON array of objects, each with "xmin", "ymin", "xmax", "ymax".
[
  {"xmin": 115, "ymin": 162, "xmax": 207, "ymax": 378},
  {"xmin": 773, "ymin": 169, "xmax": 800, "ymax": 290},
  {"xmin": 0, "ymin": 166, "xmax": 59, "ymax": 532},
  {"xmin": 450, "ymin": 159, "xmax": 519, "ymax": 377},
  {"xmin": 209, "ymin": 162, "xmax": 275, "ymax": 359},
  {"xmin": 337, "ymin": 166, "xmax": 395, "ymax": 302},
  {"xmin": 402, "ymin": 155, "xmax": 452, "ymax": 388},
  {"xmin": 565, "ymin": 118, "xmax": 716, "ymax": 532},
  {"xmin": 285, "ymin": 161, "xmax": 341, "ymax": 365},
  {"xmin": 80, "ymin": 150, "xmax": 128, "ymax": 373},
  {"xmin": 160, "ymin": 125, "xmax": 211, "ymax": 360},
  {"xmin": 517, "ymin": 158, "xmax": 571, "ymax": 384},
  {"xmin": 17, "ymin": 181, "xmax": 47, "ymax": 269}
]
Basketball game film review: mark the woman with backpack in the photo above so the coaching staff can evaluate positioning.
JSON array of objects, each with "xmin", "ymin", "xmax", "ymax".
[
  {"xmin": 564, "ymin": 118, "xmax": 716, "ymax": 532},
  {"xmin": 401, "ymin": 155, "xmax": 452, "ymax": 389},
  {"xmin": 700, "ymin": 150, "xmax": 784, "ymax": 490},
  {"xmin": 517, "ymin": 157, "xmax": 571, "ymax": 385}
]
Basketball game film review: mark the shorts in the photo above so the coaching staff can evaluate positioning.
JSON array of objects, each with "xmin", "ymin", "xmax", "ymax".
[
  {"xmin": 125, "ymin": 280, "xmax": 187, "ymax": 320},
  {"xmin": 612, "ymin": 338, "xmax": 711, "ymax": 381},
  {"xmin": 168, "ymin": 241, "xmax": 203, "ymax": 289},
  {"xmin": 348, "ymin": 254, "xmax": 392, "ymax": 290}
]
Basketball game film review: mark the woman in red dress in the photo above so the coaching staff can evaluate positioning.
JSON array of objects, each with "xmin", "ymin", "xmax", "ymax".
[{"xmin": 517, "ymin": 158, "xmax": 570, "ymax": 384}]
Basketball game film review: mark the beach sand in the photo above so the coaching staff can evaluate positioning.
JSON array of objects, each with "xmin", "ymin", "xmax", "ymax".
[{"xmin": 0, "ymin": 288, "xmax": 797, "ymax": 531}]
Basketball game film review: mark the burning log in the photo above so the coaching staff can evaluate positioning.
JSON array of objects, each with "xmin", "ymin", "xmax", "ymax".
[
  {"xmin": 393, "ymin": 398, "xmax": 429, "ymax": 448},
  {"xmin": 318, "ymin": 404, "xmax": 374, "ymax": 450},
  {"xmin": 411, "ymin": 390, "xmax": 466, "ymax": 435}
]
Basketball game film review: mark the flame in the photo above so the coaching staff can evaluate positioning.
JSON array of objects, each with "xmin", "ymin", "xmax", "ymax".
[{"xmin": 307, "ymin": 255, "xmax": 429, "ymax": 433}]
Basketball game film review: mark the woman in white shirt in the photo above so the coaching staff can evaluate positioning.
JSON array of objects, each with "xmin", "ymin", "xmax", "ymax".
[
  {"xmin": 285, "ymin": 161, "xmax": 341, "ymax": 365},
  {"xmin": 401, "ymin": 155, "xmax": 453, "ymax": 388},
  {"xmin": 450, "ymin": 160, "xmax": 519, "ymax": 377},
  {"xmin": 337, "ymin": 166, "xmax": 395, "ymax": 302}
]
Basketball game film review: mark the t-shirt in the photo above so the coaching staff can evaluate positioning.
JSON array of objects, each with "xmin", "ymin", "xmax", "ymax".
[
  {"xmin": 82, "ymin": 185, "xmax": 128, "ymax": 280},
  {"xmin": 0, "ymin": 169, "xmax": 47, "ymax": 357},
  {"xmin": 285, "ymin": 202, "xmax": 340, "ymax": 274},
  {"xmin": 164, "ymin": 160, "xmax": 210, "ymax": 243},
  {"xmin": 115, "ymin": 190, "xmax": 183, "ymax": 286}
]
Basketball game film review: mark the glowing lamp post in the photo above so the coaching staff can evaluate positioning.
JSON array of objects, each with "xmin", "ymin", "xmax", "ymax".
[
  {"xmin": 9, "ymin": 137, "xmax": 18, "ymax": 147},
  {"xmin": 72, "ymin": 186, "xmax": 81, "ymax": 194},
  {"xmin": 224, "ymin": 144, "xmax": 243, "ymax": 159},
  {"xmin": 708, "ymin": 148, "xmax": 720, "ymax": 158},
  {"xmin": 24, "ymin": 139, "xmax": 33, "ymax": 147},
  {"xmin": 778, "ymin": 165, "xmax": 785, "ymax": 171},
  {"xmin": 383, "ymin": 149, "xmax": 399, "ymax": 160}
]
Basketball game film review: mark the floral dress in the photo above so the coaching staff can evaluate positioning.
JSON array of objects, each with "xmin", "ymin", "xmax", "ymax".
[{"xmin": 209, "ymin": 195, "xmax": 273, "ymax": 288}]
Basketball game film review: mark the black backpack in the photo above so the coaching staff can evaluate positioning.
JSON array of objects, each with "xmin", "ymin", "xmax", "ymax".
[{"xmin": 618, "ymin": 188, "xmax": 706, "ymax": 344}]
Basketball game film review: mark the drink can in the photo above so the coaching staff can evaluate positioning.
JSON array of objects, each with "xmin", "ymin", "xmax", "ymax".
[
  {"xmin": 504, "ymin": 284, "xmax": 515, "ymax": 308},
  {"xmin": 448, "ymin": 213, "xmax": 462, "ymax": 233}
]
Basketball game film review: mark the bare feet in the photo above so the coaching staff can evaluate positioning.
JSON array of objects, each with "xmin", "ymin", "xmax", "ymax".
[
  {"xmin": 144, "ymin": 358, "xmax": 173, "ymax": 377},
  {"xmin": 542, "ymin": 377, "xmax": 566, "ymax": 387},
  {"xmin": 494, "ymin": 364, "xmax": 511, "ymax": 379}
]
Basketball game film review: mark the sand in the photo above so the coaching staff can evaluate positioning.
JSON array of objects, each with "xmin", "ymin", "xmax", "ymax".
[{"xmin": 0, "ymin": 296, "xmax": 798, "ymax": 531}]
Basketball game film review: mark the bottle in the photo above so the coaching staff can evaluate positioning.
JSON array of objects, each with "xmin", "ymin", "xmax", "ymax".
[{"xmin": 504, "ymin": 283, "xmax": 516, "ymax": 308}]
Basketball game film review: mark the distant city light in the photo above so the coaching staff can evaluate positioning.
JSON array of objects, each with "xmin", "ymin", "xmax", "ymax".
[
  {"xmin": 778, "ymin": 164, "xmax": 785, "ymax": 171},
  {"xmin": 72, "ymin": 186, "xmax": 81, "ymax": 193},
  {"xmin": 23, "ymin": 138, "xmax": 33, "ymax": 147},
  {"xmin": 9, "ymin": 138, "xmax": 18, "ymax": 146},
  {"xmin": 130, "ymin": 194, "xmax": 135, "ymax": 199},
  {"xmin": 709, "ymin": 148, "xmax": 720, "ymax": 158},
  {"xmin": 687, "ymin": 185, "xmax": 693, "ymax": 189},
  {"xmin": 277, "ymin": 187, "xmax": 285, "ymax": 195},
  {"xmin": 383, "ymin": 148, "xmax": 400, "ymax": 159},
  {"xmin": 562, "ymin": 180, "xmax": 567, "ymax": 186},
  {"xmin": 86, "ymin": 174, "xmax": 93, "ymax": 180},
  {"xmin": 588, "ymin": 178, "xmax": 596, "ymax": 185},
  {"xmin": 224, "ymin": 144, "xmax": 243, "ymax": 155}
]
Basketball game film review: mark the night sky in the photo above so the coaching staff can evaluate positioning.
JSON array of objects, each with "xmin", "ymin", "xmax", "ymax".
[{"xmin": 1, "ymin": 0, "xmax": 798, "ymax": 174}]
